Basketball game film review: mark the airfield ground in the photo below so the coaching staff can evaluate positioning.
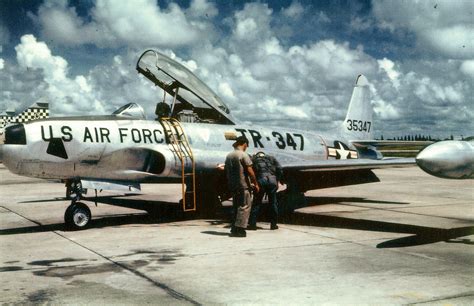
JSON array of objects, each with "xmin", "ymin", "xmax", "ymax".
[{"xmin": 0, "ymin": 164, "xmax": 473, "ymax": 305}]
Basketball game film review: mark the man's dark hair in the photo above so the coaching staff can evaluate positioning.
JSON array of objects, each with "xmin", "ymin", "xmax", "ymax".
[{"xmin": 233, "ymin": 136, "xmax": 249, "ymax": 148}]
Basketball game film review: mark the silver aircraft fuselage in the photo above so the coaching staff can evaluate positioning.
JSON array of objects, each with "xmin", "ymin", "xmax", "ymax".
[{"xmin": 3, "ymin": 117, "xmax": 336, "ymax": 182}]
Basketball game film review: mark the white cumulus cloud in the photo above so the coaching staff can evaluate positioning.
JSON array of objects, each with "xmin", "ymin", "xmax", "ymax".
[
  {"xmin": 460, "ymin": 60, "xmax": 474, "ymax": 78},
  {"xmin": 32, "ymin": 0, "xmax": 217, "ymax": 48},
  {"xmin": 378, "ymin": 58, "xmax": 400, "ymax": 88},
  {"xmin": 1, "ymin": 1, "xmax": 470, "ymax": 138},
  {"xmin": 282, "ymin": 1, "xmax": 304, "ymax": 19},
  {"xmin": 373, "ymin": 0, "xmax": 474, "ymax": 59},
  {"xmin": 179, "ymin": 3, "xmax": 379, "ymax": 130},
  {"xmin": 14, "ymin": 34, "xmax": 103, "ymax": 115}
]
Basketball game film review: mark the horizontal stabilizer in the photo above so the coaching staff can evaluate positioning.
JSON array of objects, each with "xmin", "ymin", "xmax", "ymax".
[{"xmin": 81, "ymin": 179, "xmax": 141, "ymax": 193}]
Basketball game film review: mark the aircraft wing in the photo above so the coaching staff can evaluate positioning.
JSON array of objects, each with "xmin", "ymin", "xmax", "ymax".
[
  {"xmin": 351, "ymin": 140, "xmax": 432, "ymax": 148},
  {"xmin": 278, "ymin": 158, "xmax": 415, "ymax": 192},
  {"xmin": 281, "ymin": 157, "xmax": 415, "ymax": 172}
]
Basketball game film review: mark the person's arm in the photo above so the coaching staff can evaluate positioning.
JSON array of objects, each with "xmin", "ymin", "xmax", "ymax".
[
  {"xmin": 246, "ymin": 166, "xmax": 260, "ymax": 194},
  {"xmin": 242, "ymin": 153, "xmax": 260, "ymax": 193}
]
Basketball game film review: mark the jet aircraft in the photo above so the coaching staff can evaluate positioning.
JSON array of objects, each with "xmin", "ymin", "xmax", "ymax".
[
  {"xmin": 416, "ymin": 140, "xmax": 474, "ymax": 179},
  {"xmin": 1, "ymin": 50, "xmax": 421, "ymax": 230}
]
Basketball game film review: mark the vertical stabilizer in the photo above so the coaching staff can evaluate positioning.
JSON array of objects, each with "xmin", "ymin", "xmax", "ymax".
[
  {"xmin": 0, "ymin": 102, "xmax": 49, "ymax": 128},
  {"xmin": 341, "ymin": 75, "xmax": 373, "ymax": 140},
  {"xmin": 16, "ymin": 102, "xmax": 49, "ymax": 123}
]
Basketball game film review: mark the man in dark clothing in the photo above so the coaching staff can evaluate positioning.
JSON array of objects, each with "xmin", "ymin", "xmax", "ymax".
[
  {"xmin": 225, "ymin": 136, "xmax": 260, "ymax": 237},
  {"xmin": 248, "ymin": 152, "xmax": 282, "ymax": 230}
]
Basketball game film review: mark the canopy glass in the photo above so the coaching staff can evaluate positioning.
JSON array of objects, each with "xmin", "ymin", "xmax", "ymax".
[{"xmin": 136, "ymin": 50, "xmax": 235, "ymax": 124}]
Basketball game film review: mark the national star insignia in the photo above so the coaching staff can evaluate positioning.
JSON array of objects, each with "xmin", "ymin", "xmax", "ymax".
[{"xmin": 328, "ymin": 141, "xmax": 358, "ymax": 159}]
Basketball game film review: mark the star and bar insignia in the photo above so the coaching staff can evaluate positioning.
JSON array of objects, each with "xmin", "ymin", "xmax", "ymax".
[{"xmin": 328, "ymin": 141, "xmax": 358, "ymax": 159}]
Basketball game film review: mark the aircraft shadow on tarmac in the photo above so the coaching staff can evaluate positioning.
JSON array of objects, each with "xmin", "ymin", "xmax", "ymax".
[
  {"xmin": 3, "ymin": 195, "xmax": 474, "ymax": 248},
  {"xmin": 375, "ymin": 227, "xmax": 474, "ymax": 248},
  {"xmin": 291, "ymin": 213, "xmax": 474, "ymax": 248},
  {"xmin": 284, "ymin": 196, "xmax": 474, "ymax": 248},
  {"xmin": 304, "ymin": 196, "xmax": 409, "ymax": 206}
]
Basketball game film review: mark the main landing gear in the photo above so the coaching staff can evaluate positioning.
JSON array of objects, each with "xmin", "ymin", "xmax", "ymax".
[
  {"xmin": 64, "ymin": 202, "xmax": 91, "ymax": 230},
  {"xmin": 64, "ymin": 179, "xmax": 92, "ymax": 230}
]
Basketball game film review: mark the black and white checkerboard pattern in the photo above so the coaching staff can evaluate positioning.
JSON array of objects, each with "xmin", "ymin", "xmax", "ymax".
[
  {"xmin": 0, "ymin": 108, "xmax": 49, "ymax": 128},
  {"xmin": 0, "ymin": 116, "xmax": 12, "ymax": 128},
  {"xmin": 15, "ymin": 108, "xmax": 49, "ymax": 122}
]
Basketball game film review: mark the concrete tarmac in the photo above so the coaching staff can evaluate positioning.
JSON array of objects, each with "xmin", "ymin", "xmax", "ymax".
[{"xmin": 0, "ymin": 164, "xmax": 473, "ymax": 305}]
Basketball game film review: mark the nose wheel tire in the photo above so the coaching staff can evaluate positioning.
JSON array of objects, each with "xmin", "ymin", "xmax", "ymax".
[{"xmin": 64, "ymin": 202, "xmax": 91, "ymax": 230}]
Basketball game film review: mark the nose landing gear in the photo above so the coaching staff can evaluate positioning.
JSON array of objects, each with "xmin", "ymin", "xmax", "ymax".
[{"xmin": 65, "ymin": 180, "xmax": 85, "ymax": 201}]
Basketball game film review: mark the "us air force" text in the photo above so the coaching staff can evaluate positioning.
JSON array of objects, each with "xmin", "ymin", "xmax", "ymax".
[{"xmin": 41, "ymin": 125, "xmax": 164, "ymax": 144}]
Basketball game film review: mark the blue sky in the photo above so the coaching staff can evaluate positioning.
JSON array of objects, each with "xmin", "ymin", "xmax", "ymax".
[{"xmin": 0, "ymin": 0, "xmax": 472, "ymax": 138}]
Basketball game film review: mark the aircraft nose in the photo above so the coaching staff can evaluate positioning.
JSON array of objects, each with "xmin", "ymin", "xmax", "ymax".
[{"xmin": 416, "ymin": 141, "xmax": 474, "ymax": 179}]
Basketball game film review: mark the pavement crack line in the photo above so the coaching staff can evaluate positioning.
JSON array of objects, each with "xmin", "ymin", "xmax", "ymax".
[
  {"xmin": 1, "ymin": 206, "xmax": 201, "ymax": 306},
  {"xmin": 281, "ymin": 225, "xmax": 376, "ymax": 246},
  {"xmin": 406, "ymin": 291, "xmax": 474, "ymax": 305}
]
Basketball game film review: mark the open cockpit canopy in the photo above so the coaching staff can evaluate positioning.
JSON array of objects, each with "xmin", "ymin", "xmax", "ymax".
[{"xmin": 136, "ymin": 50, "xmax": 235, "ymax": 124}]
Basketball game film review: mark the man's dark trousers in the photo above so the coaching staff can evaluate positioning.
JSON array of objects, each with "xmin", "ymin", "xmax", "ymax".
[{"xmin": 249, "ymin": 176, "xmax": 278, "ymax": 227}]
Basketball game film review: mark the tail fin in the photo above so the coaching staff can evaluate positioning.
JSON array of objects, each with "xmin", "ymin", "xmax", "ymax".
[
  {"xmin": 1, "ymin": 102, "xmax": 49, "ymax": 129},
  {"xmin": 0, "ymin": 109, "xmax": 15, "ymax": 129},
  {"xmin": 15, "ymin": 102, "xmax": 49, "ymax": 124},
  {"xmin": 341, "ymin": 75, "xmax": 373, "ymax": 140}
]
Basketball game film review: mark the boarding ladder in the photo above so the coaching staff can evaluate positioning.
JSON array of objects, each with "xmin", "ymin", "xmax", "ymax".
[{"xmin": 161, "ymin": 118, "xmax": 196, "ymax": 212}]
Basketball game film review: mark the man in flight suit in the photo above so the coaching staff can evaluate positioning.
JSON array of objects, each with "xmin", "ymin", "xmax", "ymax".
[
  {"xmin": 225, "ymin": 136, "xmax": 260, "ymax": 237},
  {"xmin": 248, "ymin": 151, "xmax": 282, "ymax": 230}
]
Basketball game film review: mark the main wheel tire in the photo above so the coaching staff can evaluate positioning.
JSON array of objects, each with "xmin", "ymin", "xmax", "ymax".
[{"xmin": 64, "ymin": 202, "xmax": 91, "ymax": 230}]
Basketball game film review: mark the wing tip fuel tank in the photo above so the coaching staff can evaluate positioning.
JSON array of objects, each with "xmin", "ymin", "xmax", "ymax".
[{"xmin": 416, "ymin": 140, "xmax": 474, "ymax": 179}]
